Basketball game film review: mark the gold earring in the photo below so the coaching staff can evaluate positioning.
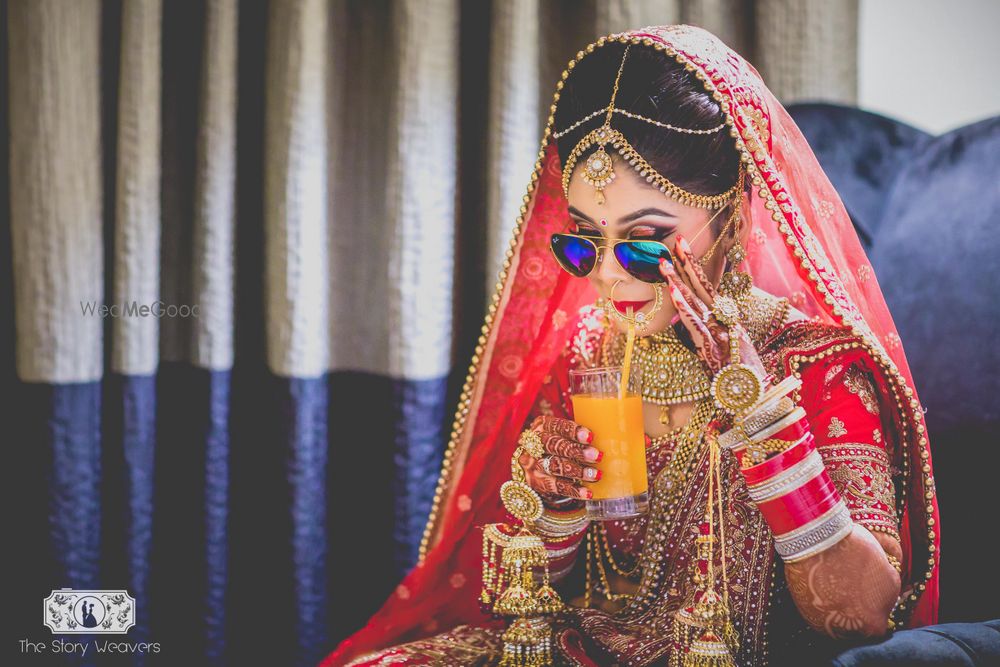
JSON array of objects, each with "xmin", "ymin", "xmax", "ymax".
[
  {"xmin": 719, "ymin": 224, "xmax": 751, "ymax": 313},
  {"xmin": 718, "ymin": 170, "xmax": 752, "ymax": 315}
]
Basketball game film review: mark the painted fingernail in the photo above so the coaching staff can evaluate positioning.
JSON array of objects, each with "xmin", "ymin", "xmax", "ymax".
[
  {"xmin": 674, "ymin": 237, "xmax": 686, "ymax": 262},
  {"xmin": 644, "ymin": 434, "xmax": 652, "ymax": 447},
  {"xmin": 578, "ymin": 427, "xmax": 594, "ymax": 444},
  {"xmin": 582, "ymin": 489, "xmax": 594, "ymax": 500},
  {"xmin": 670, "ymin": 313, "xmax": 680, "ymax": 325},
  {"xmin": 595, "ymin": 450, "xmax": 604, "ymax": 462},
  {"xmin": 669, "ymin": 285, "xmax": 682, "ymax": 300},
  {"xmin": 583, "ymin": 447, "xmax": 600, "ymax": 462},
  {"xmin": 584, "ymin": 467, "xmax": 601, "ymax": 481},
  {"xmin": 679, "ymin": 236, "xmax": 692, "ymax": 255}
]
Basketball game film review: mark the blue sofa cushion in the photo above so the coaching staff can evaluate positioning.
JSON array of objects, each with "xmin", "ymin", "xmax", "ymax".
[
  {"xmin": 788, "ymin": 103, "xmax": 930, "ymax": 246},
  {"xmin": 831, "ymin": 619, "xmax": 1000, "ymax": 666}
]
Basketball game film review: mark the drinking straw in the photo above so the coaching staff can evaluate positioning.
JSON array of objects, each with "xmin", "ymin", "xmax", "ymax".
[{"xmin": 618, "ymin": 307, "xmax": 636, "ymax": 399}]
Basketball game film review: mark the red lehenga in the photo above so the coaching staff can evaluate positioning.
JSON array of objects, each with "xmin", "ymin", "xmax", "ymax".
[{"xmin": 320, "ymin": 24, "xmax": 939, "ymax": 667}]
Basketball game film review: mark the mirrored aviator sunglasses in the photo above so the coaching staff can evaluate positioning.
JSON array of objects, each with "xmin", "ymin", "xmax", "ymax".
[{"xmin": 549, "ymin": 233, "xmax": 671, "ymax": 283}]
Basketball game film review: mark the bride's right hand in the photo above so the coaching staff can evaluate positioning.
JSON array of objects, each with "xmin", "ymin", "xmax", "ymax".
[{"xmin": 518, "ymin": 416, "xmax": 603, "ymax": 501}]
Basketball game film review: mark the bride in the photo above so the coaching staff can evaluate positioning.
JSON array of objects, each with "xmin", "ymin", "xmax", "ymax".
[{"xmin": 321, "ymin": 25, "xmax": 939, "ymax": 666}]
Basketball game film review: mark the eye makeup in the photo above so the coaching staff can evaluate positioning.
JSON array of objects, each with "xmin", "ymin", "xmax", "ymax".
[{"xmin": 570, "ymin": 221, "xmax": 674, "ymax": 242}]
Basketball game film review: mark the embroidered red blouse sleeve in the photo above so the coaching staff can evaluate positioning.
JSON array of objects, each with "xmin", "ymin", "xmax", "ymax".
[{"xmin": 796, "ymin": 350, "xmax": 901, "ymax": 542}]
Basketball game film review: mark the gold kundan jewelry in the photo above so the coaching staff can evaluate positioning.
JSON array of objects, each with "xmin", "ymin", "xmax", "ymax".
[
  {"xmin": 710, "ymin": 327, "xmax": 766, "ymax": 418},
  {"xmin": 484, "ymin": 445, "xmax": 568, "ymax": 665},
  {"xmin": 600, "ymin": 321, "xmax": 711, "ymax": 426},
  {"xmin": 711, "ymin": 294, "xmax": 741, "ymax": 328},
  {"xmin": 718, "ymin": 170, "xmax": 753, "ymax": 308},
  {"xmin": 670, "ymin": 435, "xmax": 738, "ymax": 667},
  {"xmin": 480, "ymin": 524, "xmax": 563, "ymax": 666},
  {"xmin": 699, "ymin": 166, "xmax": 746, "ymax": 268},
  {"xmin": 557, "ymin": 44, "xmax": 736, "ymax": 208},
  {"xmin": 501, "ymin": 446, "xmax": 545, "ymax": 524},
  {"xmin": 518, "ymin": 429, "xmax": 545, "ymax": 459},
  {"xmin": 603, "ymin": 279, "xmax": 665, "ymax": 332}
]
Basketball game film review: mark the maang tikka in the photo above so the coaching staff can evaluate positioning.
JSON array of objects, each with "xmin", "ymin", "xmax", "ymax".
[{"xmin": 555, "ymin": 44, "xmax": 736, "ymax": 209}]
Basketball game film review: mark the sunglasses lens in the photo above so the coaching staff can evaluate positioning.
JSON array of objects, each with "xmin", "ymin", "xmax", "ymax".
[
  {"xmin": 615, "ymin": 241, "xmax": 671, "ymax": 283},
  {"xmin": 550, "ymin": 234, "xmax": 597, "ymax": 277}
]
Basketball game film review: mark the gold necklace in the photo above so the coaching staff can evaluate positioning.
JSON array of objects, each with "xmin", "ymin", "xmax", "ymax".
[
  {"xmin": 649, "ymin": 423, "xmax": 686, "ymax": 450},
  {"xmin": 600, "ymin": 326, "xmax": 711, "ymax": 425},
  {"xmin": 648, "ymin": 398, "xmax": 716, "ymax": 459}
]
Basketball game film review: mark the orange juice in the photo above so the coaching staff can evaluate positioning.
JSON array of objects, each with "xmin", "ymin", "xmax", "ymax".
[{"xmin": 571, "ymin": 391, "xmax": 648, "ymax": 500}]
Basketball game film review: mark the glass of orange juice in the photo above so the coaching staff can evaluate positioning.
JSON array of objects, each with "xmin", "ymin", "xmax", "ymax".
[{"xmin": 569, "ymin": 365, "xmax": 648, "ymax": 520}]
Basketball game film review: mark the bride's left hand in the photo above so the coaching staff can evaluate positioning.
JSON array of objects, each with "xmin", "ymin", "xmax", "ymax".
[{"xmin": 657, "ymin": 234, "xmax": 767, "ymax": 381}]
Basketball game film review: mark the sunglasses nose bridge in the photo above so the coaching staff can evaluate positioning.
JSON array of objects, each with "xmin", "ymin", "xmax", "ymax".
[{"xmin": 595, "ymin": 240, "xmax": 633, "ymax": 282}]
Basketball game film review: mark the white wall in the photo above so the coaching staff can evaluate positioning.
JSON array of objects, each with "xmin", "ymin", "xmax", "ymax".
[{"xmin": 858, "ymin": 0, "xmax": 1000, "ymax": 134}]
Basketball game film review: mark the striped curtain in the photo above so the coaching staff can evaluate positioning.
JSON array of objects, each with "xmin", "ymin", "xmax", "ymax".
[{"xmin": 1, "ymin": 1, "xmax": 857, "ymax": 664}]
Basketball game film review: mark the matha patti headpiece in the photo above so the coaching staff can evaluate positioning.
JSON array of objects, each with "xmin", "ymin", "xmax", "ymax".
[{"xmin": 556, "ymin": 44, "xmax": 737, "ymax": 208}]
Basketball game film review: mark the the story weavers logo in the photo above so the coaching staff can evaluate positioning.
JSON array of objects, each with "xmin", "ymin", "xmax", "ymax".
[{"xmin": 43, "ymin": 589, "xmax": 135, "ymax": 634}]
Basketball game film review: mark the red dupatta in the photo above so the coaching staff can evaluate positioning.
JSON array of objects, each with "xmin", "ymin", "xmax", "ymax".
[{"xmin": 322, "ymin": 24, "xmax": 939, "ymax": 666}]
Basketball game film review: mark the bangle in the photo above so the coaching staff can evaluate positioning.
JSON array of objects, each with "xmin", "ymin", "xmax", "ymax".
[
  {"xmin": 725, "ymin": 409, "xmax": 809, "ymax": 468},
  {"xmin": 774, "ymin": 501, "xmax": 853, "ymax": 562},
  {"xmin": 746, "ymin": 396, "xmax": 797, "ymax": 434},
  {"xmin": 740, "ymin": 436, "xmax": 853, "ymax": 563},
  {"xmin": 534, "ymin": 507, "xmax": 589, "ymax": 538},
  {"xmin": 754, "ymin": 375, "xmax": 802, "ymax": 411},
  {"xmin": 746, "ymin": 446, "xmax": 827, "ymax": 504},
  {"xmin": 717, "ymin": 395, "xmax": 798, "ymax": 450},
  {"xmin": 544, "ymin": 541, "xmax": 585, "ymax": 560},
  {"xmin": 741, "ymin": 432, "xmax": 815, "ymax": 486},
  {"xmin": 747, "ymin": 406, "xmax": 807, "ymax": 445},
  {"xmin": 538, "ymin": 492, "xmax": 580, "ymax": 512},
  {"xmin": 725, "ymin": 375, "xmax": 801, "ymax": 442},
  {"xmin": 754, "ymin": 465, "xmax": 842, "ymax": 534},
  {"xmin": 741, "ymin": 432, "xmax": 809, "ymax": 469},
  {"xmin": 718, "ymin": 397, "xmax": 795, "ymax": 450}
]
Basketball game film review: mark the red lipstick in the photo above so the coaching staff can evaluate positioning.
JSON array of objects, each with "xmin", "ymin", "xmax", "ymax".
[{"xmin": 612, "ymin": 299, "xmax": 651, "ymax": 314}]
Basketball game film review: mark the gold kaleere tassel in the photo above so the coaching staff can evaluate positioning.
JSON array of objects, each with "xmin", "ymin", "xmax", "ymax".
[
  {"xmin": 483, "ymin": 527, "xmax": 561, "ymax": 667},
  {"xmin": 494, "ymin": 531, "xmax": 548, "ymax": 616},
  {"xmin": 671, "ymin": 436, "xmax": 739, "ymax": 667},
  {"xmin": 483, "ymin": 443, "xmax": 567, "ymax": 667},
  {"xmin": 685, "ymin": 630, "xmax": 734, "ymax": 667},
  {"xmin": 533, "ymin": 559, "xmax": 565, "ymax": 615},
  {"xmin": 481, "ymin": 526, "xmax": 501, "ymax": 606},
  {"xmin": 500, "ymin": 617, "xmax": 555, "ymax": 667}
]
